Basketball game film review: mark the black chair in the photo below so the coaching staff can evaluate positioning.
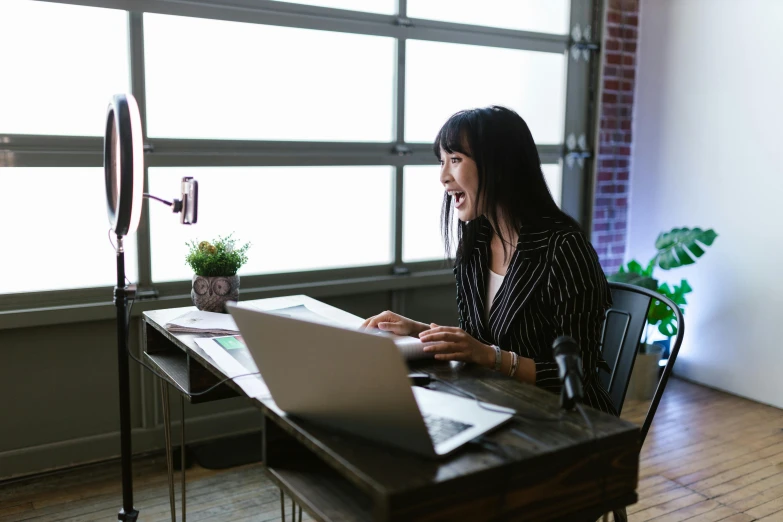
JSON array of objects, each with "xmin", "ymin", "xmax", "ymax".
[
  {"xmin": 598, "ymin": 282, "xmax": 685, "ymax": 444},
  {"xmin": 597, "ymin": 283, "xmax": 685, "ymax": 522}
]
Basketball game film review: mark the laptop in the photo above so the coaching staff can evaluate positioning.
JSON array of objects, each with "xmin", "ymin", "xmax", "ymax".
[{"xmin": 226, "ymin": 302, "xmax": 514, "ymax": 458}]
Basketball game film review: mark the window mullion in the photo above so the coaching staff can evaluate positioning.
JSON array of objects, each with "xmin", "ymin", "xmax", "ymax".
[
  {"xmin": 561, "ymin": 0, "xmax": 602, "ymax": 227},
  {"xmin": 129, "ymin": 11, "xmax": 153, "ymax": 289}
]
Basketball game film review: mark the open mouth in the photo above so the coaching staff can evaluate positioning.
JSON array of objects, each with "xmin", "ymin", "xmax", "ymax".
[{"xmin": 448, "ymin": 191, "xmax": 466, "ymax": 208}]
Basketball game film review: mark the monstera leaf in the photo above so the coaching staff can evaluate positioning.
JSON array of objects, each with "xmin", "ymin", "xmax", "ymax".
[
  {"xmin": 608, "ymin": 225, "xmax": 717, "ymax": 340},
  {"xmin": 607, "ymin": 259, "xmax": 658, "ymax": 290},
  {"xmin": 653, "ymin": 228, "xmax": 718, "ymax": 270},
  {"xmin": 647, "ymin": 280, "xmax": 692, "ymax": 337}
]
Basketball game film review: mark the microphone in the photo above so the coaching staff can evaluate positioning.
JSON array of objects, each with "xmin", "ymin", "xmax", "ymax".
[{"xmin": 552, "ymin": 335, "xmax": 585, "ymax": 410}]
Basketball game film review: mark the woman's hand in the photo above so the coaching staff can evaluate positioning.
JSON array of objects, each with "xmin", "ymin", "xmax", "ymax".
[
  {"xmin": 418, "ymin": 324, "xmax": 493, "ymax": 365},
  {"xmin": 360, "ymin": 311, "xmax": 429, "ymax": 337}
]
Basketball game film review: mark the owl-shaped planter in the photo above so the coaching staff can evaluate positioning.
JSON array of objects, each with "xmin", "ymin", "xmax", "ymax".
[{"xmin": 191, "ymin": 274, "xmax": 240, "ymax": 313}]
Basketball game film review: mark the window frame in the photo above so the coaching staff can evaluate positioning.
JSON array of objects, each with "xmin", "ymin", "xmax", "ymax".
[{"xmin": 0, "ymin": 0, "xmax": 602, "ymax": 327}]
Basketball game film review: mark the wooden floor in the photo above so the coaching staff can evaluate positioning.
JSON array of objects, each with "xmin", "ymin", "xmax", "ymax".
[
  {"xmin": 622, "ymin": 379, "xmax": 783, "ymax": 521},
  {"xmin": 2, "ymin": 378, "xmax": 783, "ymax": 521}
]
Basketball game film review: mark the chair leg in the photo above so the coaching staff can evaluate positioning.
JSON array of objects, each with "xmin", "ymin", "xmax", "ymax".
[
  {"xmin": 602, "ymin": 514, "xmax": 609, "ymax": 522},
  {"xmin": 180, "ymin": 395, "xmax": 187, "ymax": 522},
  {"xmin": 280, "ymin": 489, "xmax": 285, "ymax": 521},
  {"xmin": 613, "ymin": 507, "xmax": 628, "ymax": 521},
  {"xmin": 161, "ymin": 381, "xmax": 176, "ymax": 522}
]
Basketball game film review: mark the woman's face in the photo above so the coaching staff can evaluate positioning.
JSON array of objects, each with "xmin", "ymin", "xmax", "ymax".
[{"xmin": 439, "ymin": 147, "xmax": 480, "ymax": 221}]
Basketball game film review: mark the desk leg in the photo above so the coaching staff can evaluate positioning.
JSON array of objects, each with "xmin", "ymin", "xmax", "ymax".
[
  {"xmin": 280, "ymin": 492, "xmax": 301, "ymax": 522},
  {"xmin": 279, "ymin": 490, "xmax": 302, "ymax": 521},
  {"xmin": 161, "ymin": 381, "xmax": 176, "ymax": 522},
  {"xmin": 180, "ymin": 395, "xmax": 186, "ymax": 522},
  {"xmin": 292, "ymin": 498, "xmax": 301, "ymax": 522}
]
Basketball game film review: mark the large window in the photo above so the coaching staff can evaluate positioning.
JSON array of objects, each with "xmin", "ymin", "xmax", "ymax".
[
  {"xmin": 149, "ymin": 166, "xmax": 393, "ymax": 281},
  {"xmin": 0, "ymin": 0, "xmax": 596, "ymax": 303},
  {"xmin": 0, "ymin": 168, "xmax": 138, "ymax": 294},
  {"xmin": 405, "ymin": 40, "xmax": 566, "ymax": 143},
  {"xmin": 144, "ymin": 14, "xmax": 396, "ymax": 141},
  {"xmin": 407, "ymin": 0, "xmax": 570, "ymax": 35},
  {"xmin": 272, "ymin": 0, "xmax": 395, "ymax": 14},
  {"xmin": 0, "ymin": 1, "xmax": 129, "ymax": 136}
]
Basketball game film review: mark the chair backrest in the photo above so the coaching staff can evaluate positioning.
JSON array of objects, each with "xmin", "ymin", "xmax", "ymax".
[{"xmin": 598, "ymin": 282, "xmax": 685, "ymax": 444}]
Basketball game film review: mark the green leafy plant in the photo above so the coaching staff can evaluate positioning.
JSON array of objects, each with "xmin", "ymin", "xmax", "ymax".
[
  {"xmin": 185, "ymin": 234, "xmax": 250, "ymax": 277},
  {"xmin": 608, "ymin": 227, "xmax": 718, "ymax": 340}
]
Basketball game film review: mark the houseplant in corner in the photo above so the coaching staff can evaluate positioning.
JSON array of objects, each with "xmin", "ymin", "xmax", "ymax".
[
  {"xmin": 185, "ymin": 234, "xmax": 250, "ymax": 313},
  {"xmin": 608, "ymin": 227, "xmax": 718, "ymax": 399}
]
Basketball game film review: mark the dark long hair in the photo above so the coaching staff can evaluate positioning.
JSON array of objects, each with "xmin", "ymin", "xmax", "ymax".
[{"xmin": 435, "ymin": 106, "xmax": 579, "ymax": 263}]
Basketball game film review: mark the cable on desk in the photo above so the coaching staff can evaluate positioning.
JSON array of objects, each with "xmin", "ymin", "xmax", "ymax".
[{"xmin": 122, "ymin": 288, "xmax": 262, "ymax": 399}]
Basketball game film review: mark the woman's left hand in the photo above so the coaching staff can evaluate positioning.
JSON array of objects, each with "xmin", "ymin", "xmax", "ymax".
[{"xmin": 418, "ymin": 324, "xmax": 492, "ymax": 365}]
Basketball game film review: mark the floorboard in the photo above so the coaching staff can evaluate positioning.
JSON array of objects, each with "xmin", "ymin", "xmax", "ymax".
[{"xmin": 622, "ymin": 379, "xmax": 783, "ymax": 522}]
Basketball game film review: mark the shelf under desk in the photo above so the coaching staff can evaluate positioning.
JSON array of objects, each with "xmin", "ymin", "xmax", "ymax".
[
  {"xmin": 267, "ymin": 463, "xmax": 373, "ymax": 522},
  {"xmin": 142, "ymin": 314, "xmax": 239, "ymax": 404}
]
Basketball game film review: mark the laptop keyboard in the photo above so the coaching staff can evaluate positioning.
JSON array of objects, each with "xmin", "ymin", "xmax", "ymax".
[{"xmin": 422, "ymin": 413, "xmax": 474, "ymax": 446}]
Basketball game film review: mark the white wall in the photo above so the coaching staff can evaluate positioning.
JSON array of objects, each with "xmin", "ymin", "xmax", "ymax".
[{"xmin": 629, "ymin": 0, "xmax": 783, "ymax": 407}]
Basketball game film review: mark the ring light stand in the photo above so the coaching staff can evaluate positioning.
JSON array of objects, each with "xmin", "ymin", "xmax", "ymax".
[{"xmin": 104, "ymin": 93, "xmax": 197, "ymax": 521}]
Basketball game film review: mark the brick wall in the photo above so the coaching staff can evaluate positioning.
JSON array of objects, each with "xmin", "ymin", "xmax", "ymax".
[{"xmin": 592, "ymin": 0, "xmax": 639, "ymax": 274}]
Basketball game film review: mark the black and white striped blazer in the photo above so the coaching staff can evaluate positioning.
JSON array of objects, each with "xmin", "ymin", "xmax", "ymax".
[{"xmin": 454, "ymin": 217, "xmax": 617, "ymax": 415}]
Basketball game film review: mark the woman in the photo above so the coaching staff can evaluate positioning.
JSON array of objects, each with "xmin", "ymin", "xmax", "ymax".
[{"xmin": 362, "ymin": 106, "xmax": 616, "ymax": 415}]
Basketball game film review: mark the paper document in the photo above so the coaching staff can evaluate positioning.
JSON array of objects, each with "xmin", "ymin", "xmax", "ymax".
[
  {"xmin": 267, "ymin": 304, "xmax": 350, "ymax": 326},
  {"xmin": 194, "ymin": 336, "xmax": 270, "ymax": 400},
  {"xmin": 166, "ymin": 311, "xmax": 239, "ymax": 335},
  {"xmin": 266, "ymin": 304, "xmax": 435, "ymax": 360}
]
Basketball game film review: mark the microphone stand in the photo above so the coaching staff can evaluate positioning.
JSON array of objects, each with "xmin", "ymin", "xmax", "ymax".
[{"xmin": 560, "ymin": 371, "xmax": 578, "ymax": 411}]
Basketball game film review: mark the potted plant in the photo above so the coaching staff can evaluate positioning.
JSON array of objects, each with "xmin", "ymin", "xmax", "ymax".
[
  {"xmin": 185, "ymin": 234, "xmax": 250, "ymax": 313},
  {"xmin": 607, "ymin": 227, "xmax": 718, "ymax": 400}
]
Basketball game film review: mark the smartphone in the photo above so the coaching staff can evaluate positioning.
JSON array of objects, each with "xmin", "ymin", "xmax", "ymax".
[{"xmin": 180, "ymin": 177, "xmax": 198, "ymax": 225}]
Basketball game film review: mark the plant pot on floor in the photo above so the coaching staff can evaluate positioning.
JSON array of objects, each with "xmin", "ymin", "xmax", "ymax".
[
  {"xmin": 191, "ymin": 274, "xmax": 240, "ymax": 313},
  {"xmin": 626, "ymin": 343, "xmax": 664, "ymax": 402}
]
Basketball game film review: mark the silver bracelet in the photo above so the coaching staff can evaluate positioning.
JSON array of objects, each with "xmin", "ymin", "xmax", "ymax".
[
  {"xmin": 508, "ymin": 352, "xmax": 519, "ymax": 377},
  {"xmin": 491, "ymin": 344, "xmax": 502, "ymax": 371}
]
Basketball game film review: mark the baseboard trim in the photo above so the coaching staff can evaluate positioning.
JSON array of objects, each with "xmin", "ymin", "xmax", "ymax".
[{"xmin": 0, "ymin": 407, "xmax": 263, "ymax": 481}]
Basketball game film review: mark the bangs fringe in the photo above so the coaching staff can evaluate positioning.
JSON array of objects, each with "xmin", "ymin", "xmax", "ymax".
[{"xmin": 433, "ymin": 111, "xmax": 473, "ymax": 159}]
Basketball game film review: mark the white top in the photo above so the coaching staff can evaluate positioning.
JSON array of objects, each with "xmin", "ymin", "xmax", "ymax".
[{"xmin": 485, "ymin": 269, "xmax": 505, "ymax": 321}]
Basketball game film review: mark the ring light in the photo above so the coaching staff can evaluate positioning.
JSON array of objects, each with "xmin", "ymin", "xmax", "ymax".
[{"xmin": 104, "ymin": 93, "xmax": 143, "ymax": 237}]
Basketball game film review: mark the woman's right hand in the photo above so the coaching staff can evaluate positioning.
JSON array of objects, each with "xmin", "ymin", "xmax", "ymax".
[{"xmin": 360, "ymin": 311, "xmax": 429, "ymax": 337}]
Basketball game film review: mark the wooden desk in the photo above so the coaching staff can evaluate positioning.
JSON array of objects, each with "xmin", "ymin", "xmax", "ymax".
[{"xmin": 143, "ymin": 297, "xmax": 639, "ymax": 522}]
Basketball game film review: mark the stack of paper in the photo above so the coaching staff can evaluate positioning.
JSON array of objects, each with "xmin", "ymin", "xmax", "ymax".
[
  {"xmin": 165, "ymin": 311, "xmax": 240, "ymax": 335},
  {"xmin": 264, "ymin": 304, "xmax": 435, "ymax": 360}
]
